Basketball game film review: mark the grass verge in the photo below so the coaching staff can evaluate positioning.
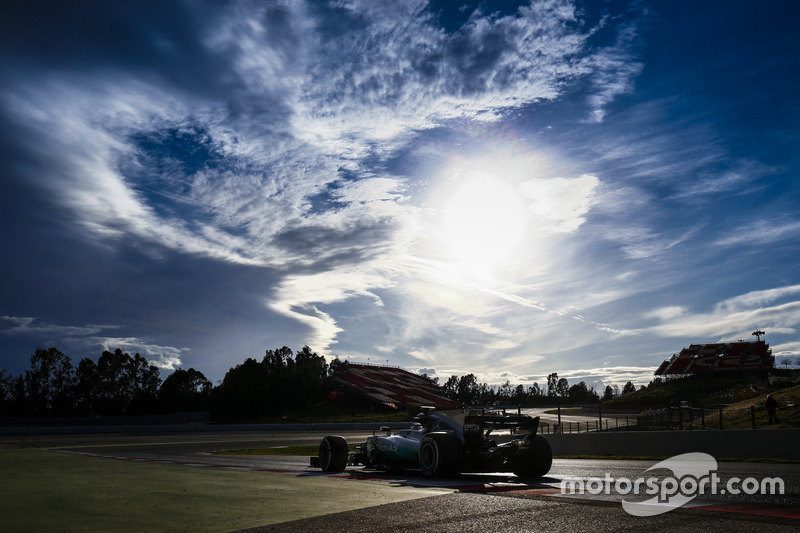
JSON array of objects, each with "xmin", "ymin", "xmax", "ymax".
[{"xmin": 0, "ymin": 447, "xmax": 445, "ymax": 532}]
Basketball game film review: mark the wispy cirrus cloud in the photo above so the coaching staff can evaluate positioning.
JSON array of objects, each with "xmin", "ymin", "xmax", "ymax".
[
  {"xmin": 15, "ymin": 1, "xmax": 798, "ymax": 391},
  {"xmin": 1, "ymin": 0, "xmax": 629, "ymax": 273},
  {"xmin": 1, "ymin": 316, "xmax": 115, "ymax": 338},
  {"xmin": 713, "ymin": 219, "xmax": 800, "ymax": 247},
  {"xmin": 584, "ymin": 23, "xmax": 643, "ymax": 122},
  {"xmin": 641, "ymin": 286, "xmax": 800, "ymax": 340}
]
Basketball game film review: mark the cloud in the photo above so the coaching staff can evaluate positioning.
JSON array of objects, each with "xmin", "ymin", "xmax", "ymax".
[
  {"xmin": 2, "ymin": 0, "xmax": 638, "ymax": 265},
  {"xmin": 0, "ymin": 317, "xmax": 185, "ymax": 370},
  {"xmin": 410, "ymin": 365, "xmax": 657, "ymax": 388},
  {"xmin": 584, "ymin": 23, "xmax": 643, "ymax": 122},
  {"xmin": 0, "ymin": 1, "xmax": 657, "ymax": 380},
  {"xmin": 773, "ymin": 343, "xmax": 800, "ymax": 359},
  {"xmin": 714, "ymin": 285, "xmax": 800, "ymax": 313},
  {"xmin": 1, "ymin": 316, "xmax": 115, "ymax": 338},
  {"xmin": 287, "ymin": 0, "xmax": 594, "ymax": 147},
  {"xmin": 644, "ymin": 307, "xmax": 686, "ymax": 321},
  {"xmin": 520, "ymin": 174, "xmax": 600, "ymax": 233},
  {"xmin": 642, "ymin": 285, "xmax": 800, "ymax": 340},
  {"xmin": 713, "ymin": 219, "xmax": 800, "ymax": 247},
  {"xmin": 91, "ymin": 337, "xmax": 185, "ymax": 371}
]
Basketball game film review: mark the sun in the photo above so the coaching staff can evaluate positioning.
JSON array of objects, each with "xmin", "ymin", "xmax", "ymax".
[{"xmin": 431, "ymin": 166, "xmax": 530, "ymax": 280}]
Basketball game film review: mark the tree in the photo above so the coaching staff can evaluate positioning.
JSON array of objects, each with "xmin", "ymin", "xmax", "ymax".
[
  {"xmin": 528, "ymin": 383, "xmax": 542, "ymax": 400},
  {"xmin": 24, "ymin": 347, "xmax": 76, "ymax": 416},
  {"xmin": 477, "ymin": 382, "xmax": 494, "ymax": 405},
  {"xmin": 621, "ymin": 381, "xmax": 636, "ymax": 395},
  {"xmin": 74, "ymin": 358, "xmax": 99, "ymax": 415},
  {"xmin": 457, "ymin": 374, "xmax": 478, "ymax": 405},
  {"xmin": 602, "ymin": 385, "xmax": 615, "ymax": 402},
  {"xmin": 291, "ymin": 346, "xmax": 329, "ymax": 405},
  {"xmin": 7, "ymin": 375, "xmax": 26, "ymax": 416},
  {"xmin": 556, "ymin": 378, "xmax": 569, "ymax": 398},
  {"xmin": 160, "ymin": 368, "xmax": 212, "ymax": 413},
  {"xmin": 568, "ymin": 381, "xmax": 599, "ymax": 403},
  {"xmin": 96, "ymin": 349, "xmax": 133, "ymax": 414},
  {"xmin": 263, "ymin": 346, "xmax": 295, "ymax": 404},
  {"xmin": 0, "ymin": 369, "xmax": 11, "ymax": 415},
  {"xmin": 128, "ymin": 353, "xmax": 161, "ymax": 414},
  {"xmin": 512, "ymin": 384, "xmax": 526, "ymax": 405},
  {"xmin": 443, "ymin": 375, "xmax": 459, "ymax": 400},
  {"xmin": 497, "ymin": 380, "xmax": 513, "ymax": 403},
  {"xmin": 547, "ymin": 373, "xmax": 558, "ymax": 397},
  {"xmin": 94, "ymin": 349, "xmax": 161, "ymax": 415},
  {"xmin": 213, "ymin": 358, "xmax": 271, "ymax": 420}
]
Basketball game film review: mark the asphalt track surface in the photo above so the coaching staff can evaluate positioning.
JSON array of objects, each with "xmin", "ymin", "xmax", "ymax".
[{"xmin": 20, "ymin": 428, "xmax": 799, "ymax": 531}]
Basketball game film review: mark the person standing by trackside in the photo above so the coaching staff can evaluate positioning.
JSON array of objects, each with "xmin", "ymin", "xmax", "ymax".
[{"xmin": 765, "ymin": 394, "xmax": 779, "ymax": 424}]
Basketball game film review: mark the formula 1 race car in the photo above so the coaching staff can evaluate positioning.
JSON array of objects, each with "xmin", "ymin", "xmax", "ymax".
[{"xmin": 311, "ymin": 407, "xmax": 552, "ymax": 478}]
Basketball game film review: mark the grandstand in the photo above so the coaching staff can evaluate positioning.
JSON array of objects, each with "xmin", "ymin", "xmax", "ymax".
[
  {"xmin": 328, "ymin": 360, "xmax": 460, "ymax": 410},
  {"xmin": 654, "ymin": 340, "xmax": 773, "ymax": 377}
]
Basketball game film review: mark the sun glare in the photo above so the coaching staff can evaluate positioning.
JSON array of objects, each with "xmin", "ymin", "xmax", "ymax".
[{"xmin": 436, "ymin": 170, "xmax": 529, "ymax": 280}]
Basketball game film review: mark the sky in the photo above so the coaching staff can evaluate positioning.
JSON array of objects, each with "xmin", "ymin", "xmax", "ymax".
[{"xmin": 1, "ymin": 0, "xmax": 799, "ymax": 392}]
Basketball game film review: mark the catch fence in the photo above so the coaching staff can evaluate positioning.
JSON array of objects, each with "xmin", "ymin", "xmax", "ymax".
[{"xmin": 535, "ymin": 402, "xmax": 796, "ymax": 433}]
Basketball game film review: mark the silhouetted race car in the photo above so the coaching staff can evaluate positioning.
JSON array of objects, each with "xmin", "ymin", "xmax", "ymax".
[{"xmin": 311, "ymin": 407, "xmax": 552, "ymax": 478}]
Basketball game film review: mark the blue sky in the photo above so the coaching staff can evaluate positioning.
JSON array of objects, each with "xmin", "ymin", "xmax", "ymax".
[{"xmin": 1, "ymin": 0, "xmax": 799, "ymax": 390}]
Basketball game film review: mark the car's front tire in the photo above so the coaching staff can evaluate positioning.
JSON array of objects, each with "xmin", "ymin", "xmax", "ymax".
[
  {"xmin": 513, "ymin": 434, "xmax": 552, "ymax": 478},
  {"xmin": 319, "ymin": 435, "xmax": 349, "ymax": 472},
  {"xmin": 419, "ymin": 432, "xmax": 463, "ymax": 477}
]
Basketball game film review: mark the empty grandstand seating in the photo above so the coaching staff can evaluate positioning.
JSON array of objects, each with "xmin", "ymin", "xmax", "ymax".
[
  {"xmin": 329, "ymin": 361, "xmax": 461, "ymax": 410},
  {"xmin": 654, "ymin": 340, "xmax": 773, "ymax": 377},
  {"xmin": 654, "ymin": 360, "xmax": 670, "ymax": 375}
]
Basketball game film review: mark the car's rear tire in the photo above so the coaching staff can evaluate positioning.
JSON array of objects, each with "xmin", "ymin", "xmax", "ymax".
[
  {"xmin": 319, "ymin": 435, "xmax": 348, "ymax": 472},
  {"xmin": 513, "ymin": 435, "xmax": 552, "ymax": 478},
  {"xmin": 419, "ymin": 432, "xmax": 463, "ymax": 477}
]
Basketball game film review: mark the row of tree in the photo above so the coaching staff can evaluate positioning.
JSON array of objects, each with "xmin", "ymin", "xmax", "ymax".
[
  {"xmin": 440, "ymin": 372, "xmax": 637, "ymax": 406},
  {"xmin": 212, "ymin": 346, "xmax": 329, "ymax": 419},
  {"xmin": 0, "ymin": 347, "xmax": 167, "ymax": 417},
  {"xmin": 0, "ymin": 345, "xmax": 329, "ymax": 420},
  {"xmin": 1, "ymin": 346, "xmax": 640, "ymax": 420}
]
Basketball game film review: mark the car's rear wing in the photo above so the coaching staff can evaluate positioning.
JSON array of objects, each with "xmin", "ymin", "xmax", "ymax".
[{"xmin": 463, "ymin": 408, "xmax": 540, "ymax": 449}]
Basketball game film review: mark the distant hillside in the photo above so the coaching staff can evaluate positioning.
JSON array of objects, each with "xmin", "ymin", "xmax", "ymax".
[
  {"xmin": 718, "ymin": 384, "xmax": 800, "ymax": 429},
  {"xmin": 604, "ymin": 376, "xmax": 759, "ymax": 409}
]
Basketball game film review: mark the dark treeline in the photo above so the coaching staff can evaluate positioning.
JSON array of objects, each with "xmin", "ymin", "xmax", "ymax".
[
  {"xmin": 212, "ymin": 346, "xmax": 329, "ymax": 420},
  {"xmin": 0, "ymin": 347, "xmax": 164, "ymax": 417},
  {"xmin": 0, "ymin": 347, "xmax": 639, "ymax": 420},
  {"xmin": 0, "ymin": 345, "xmax": 329, "ymax": 421},
  {"xmin": 440, "ymin": 372, "xmax": 637, "ymax": 406}
]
